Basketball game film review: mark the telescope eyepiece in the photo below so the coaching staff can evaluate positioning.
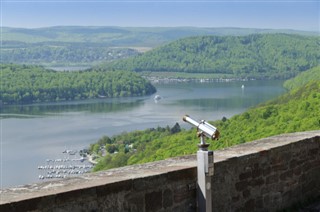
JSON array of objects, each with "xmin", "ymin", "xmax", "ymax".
[{"xmin": 182, "ymin": 115, "xmax": 190, "ymax": 122}]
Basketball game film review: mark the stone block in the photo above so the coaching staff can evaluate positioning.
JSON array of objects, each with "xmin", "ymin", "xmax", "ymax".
[
  {"xmin": 250, "ymin": 177, "xmax": 264, "ymax": 187},
  {"xmin": 167, "ymin": 167, "xmax": 196, "ymax": 182},
  {"xmin": 96, "ymin": 180, "xmax": 132, "ymax": 197},
  {"xmin": 263, "ymin": 194, "xmax": 270, "ymax": 206},
  {"xmin": 272, "ymin": 164, "xmax": 287, "ymax": 172},
  {"xmin": 243, "ymin": 189, "xmax": 251, "ymax": 198},
  {"xmin": 37, "ymin": 194, "xmax": 56, "ymax": 210},
  {"xmin": 125, "ymin": 193, "xmax": 145, "ymax": 212},
  {"xmin": 55, "ymin": 189, "xmax": 82, "ymax": 205},
  {"xmin": 303, "ymin": 161, "xmax": 313, "ymax": 173},
  {"xmin": 11, "ymin": 197, "xmax": 41, "ymax": 211},
  {"xmin": 235, "ymin": 180, "xmax": 249, "ymax": 192},
  {"xmin": 266, "ymin": 174, "xmax": 279, "ymax": 184},
  {"xmin": 280, "ymin": 170, "xmax": 293, "ymax": 181},
  {"xmin": 239, "ymin": 171, "xmax": 252, "ymax": 181},
  {"xmin": 133, "ymin": 175, "xmax": 166, "ymax": 191},
  {"xmin": 163, "ymin": 189, "xmax": 173, "ymax": 208},
  {"xmin": 262, "ymin": 167, "xmax": 271, "ymax": 176},
  {"xmin": 244, "ymin": 198, "xmax": 255, "ymax": 211},
  {"xmin": 97, "ymin": 193, "xmax": 124, "ymax": 211},
  {"xmin": 289, "ymin": 159, "xmax": 298, "ymax": 169},
  {"xmin": 232, "ymin": 195, "xmax": 240, "ymax": 202},
  {"xmin": 255, "ymin": 197, "xmax": 264, "ymax": 210},
  {"xmin": 293, "ymin": 166, "xmax": 302, "ymax": 176},
  {"xmin": 145, "ymin": 190, "xmax": 162, "ymax": 212},
  {"xmin": 252, "ymin": 169, "xmax": 262, "ymax": 179},
  {"xmin": 308, "ymin": 147, "xmax": 319, "ymax": 156},
  {"xmin": 309, "ymin": 159, "xmax": 320, "ymax": 168},
  {"xmin": 0, "ymin": 203, "xmax": 14, "ymax": 212},
  {"xmin": 173, "ymin": 184, "xmax": 196, "ymax": 203}
]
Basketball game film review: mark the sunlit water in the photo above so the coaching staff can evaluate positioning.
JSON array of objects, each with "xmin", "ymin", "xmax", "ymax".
[{"xmin": 0, "ymin": 80, "xmax": 286, "ymax": 188}]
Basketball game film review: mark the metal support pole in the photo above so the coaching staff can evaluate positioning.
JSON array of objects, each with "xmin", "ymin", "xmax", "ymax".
[
  {"xmin": 182, "ymin": 115, "xmax": 218, "ymax": 212},
  {"xmin": 197, "ymin": 135, "xmax": 214, "ymax": 212}
]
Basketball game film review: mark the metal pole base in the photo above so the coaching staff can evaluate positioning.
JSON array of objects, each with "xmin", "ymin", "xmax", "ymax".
[{"xmin": 197, "ymin": 150, "xmax": 213, "ymax": 212}]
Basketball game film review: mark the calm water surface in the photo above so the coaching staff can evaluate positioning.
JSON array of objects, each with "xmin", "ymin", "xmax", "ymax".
[{"xmin": 1, "ymin": 80, "xmax": 286, "ymax": 188}]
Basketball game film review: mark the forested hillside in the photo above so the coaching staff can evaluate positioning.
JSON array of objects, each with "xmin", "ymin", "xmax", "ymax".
[
  {"xmin": 90, "ymin": 67, "xmax": 320, "ymax": 171},
  {"xmin": 0, "ymin": 64, "xmax": 156, "ymax": 105},
  {"xmin": 105, "ymin": 34, "xmax": 320, "ymax": 79},
  {"xmin": 2, "ymin": 26, "xmax": 317, "ymax": 67}
]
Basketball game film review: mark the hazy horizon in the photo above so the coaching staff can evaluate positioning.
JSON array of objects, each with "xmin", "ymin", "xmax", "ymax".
[
  {"xmin": 1, "ymin": 1, "xmax": 319, "ymax": 32},
  {"xmin": 2, "ymin": 25, "xmax": 318, "ymax": 33}
]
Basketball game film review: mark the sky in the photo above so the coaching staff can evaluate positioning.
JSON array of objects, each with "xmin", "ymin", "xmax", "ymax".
[{"xmin": 1, "ymin": 0, "xmax": 319, "ymax": 31}]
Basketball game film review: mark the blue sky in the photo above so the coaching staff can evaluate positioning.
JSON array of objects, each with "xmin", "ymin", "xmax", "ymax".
[{"xmin": 1, "ymin": 1, "xmax": 319, "ymax": 31}]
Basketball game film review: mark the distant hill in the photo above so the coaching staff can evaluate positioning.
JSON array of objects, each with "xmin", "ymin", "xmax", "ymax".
[
  {"xmin": 2, "ymin": 26, "xmax": 318, "ymax": 68},
  {"xmin": 2, "ymin": 26, "xmax": 318, "ymax": 46},
  {"xmin": 104, "ymin": 34, "xmax": 320, "ymax": 79},
  {"xmin": 1, "ymin": 43, "xmax": 140, "ymax": 67}
]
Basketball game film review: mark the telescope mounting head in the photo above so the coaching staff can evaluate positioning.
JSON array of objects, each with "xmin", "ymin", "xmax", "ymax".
[{"xmin": 183, "ymin": 115, "xmax": 220, "ymax": 150}]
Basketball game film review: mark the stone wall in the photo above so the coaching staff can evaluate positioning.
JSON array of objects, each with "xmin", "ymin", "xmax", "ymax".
[
  {"xmin": 211, "ymin": 131, "xmax": 320, "ymax": 211},
  {"xmin": 1, "ymin": 131, "xmax": 319, "ymax": 211}
]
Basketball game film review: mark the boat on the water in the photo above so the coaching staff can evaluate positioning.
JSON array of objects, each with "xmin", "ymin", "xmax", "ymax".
[{"xmin": 154, "ymin": 95, "xmax": 162, "ymax": 101}]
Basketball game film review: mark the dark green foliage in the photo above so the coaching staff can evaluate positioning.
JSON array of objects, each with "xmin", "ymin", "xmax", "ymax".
[
  {"xmin": 0, "ymin": 64, "xmax": 156, "ymax": 104},
  {"xmin": 105, "ymin": 34, "xmax": 320, "ymax": 79},
  {"xmin": 91, "ymin": 123, "xmax": 182, "ymax": 171},
  {"xmin": 170, "ymin": 122, "xmax": 181, "ymax": 134}
]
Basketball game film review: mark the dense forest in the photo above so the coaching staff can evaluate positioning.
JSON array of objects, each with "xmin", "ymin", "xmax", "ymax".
[
  {"xmin": 0, "ymin": 64, "xmax": 156, "ymax": 105},
  {"xmin": 90, "ymin": 66, "xmax": 320, "ymax": 171},
  {"xmin": 104, "ymin": 34, "xmax": 320, "ymax": 79}
]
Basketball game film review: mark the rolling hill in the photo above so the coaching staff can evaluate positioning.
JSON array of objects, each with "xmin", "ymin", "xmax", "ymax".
[{"xmin": 104, "ymin": 34, "xmax": 320, "ymax": 79}]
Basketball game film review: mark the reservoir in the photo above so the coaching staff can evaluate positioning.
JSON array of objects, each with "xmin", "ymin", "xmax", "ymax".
[{"xmin": 1, "ymin": 80, "xmax": 286, "ymax": 188}]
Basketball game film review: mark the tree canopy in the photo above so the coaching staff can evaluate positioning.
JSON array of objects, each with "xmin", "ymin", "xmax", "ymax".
[{"xmin": 0, "ymin": 64, "xmax": 156, "ymax": 105}]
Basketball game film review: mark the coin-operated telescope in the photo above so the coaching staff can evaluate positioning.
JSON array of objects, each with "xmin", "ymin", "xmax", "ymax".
[
  {"xmin": 183, "ymin": 115, "xmax": 220, "ymax": 212},
  {"xmin": 183, "ymin": 115, "xmax": 219, "ymax": 145}
]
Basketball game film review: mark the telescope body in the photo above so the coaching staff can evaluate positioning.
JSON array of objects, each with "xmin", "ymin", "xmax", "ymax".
[{"xmin": 183, "ymin": 115, "xmax": 219, "ymax": 140}]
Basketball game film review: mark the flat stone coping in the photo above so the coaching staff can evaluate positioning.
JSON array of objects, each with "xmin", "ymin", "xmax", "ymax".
[{"xmin": 1, "ymin": 130, "xmax": 319, "ymax": 205}]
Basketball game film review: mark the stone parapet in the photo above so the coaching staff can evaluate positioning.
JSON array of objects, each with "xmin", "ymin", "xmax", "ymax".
[{"xmin": 1, "ymin": 130, "xmax": 319, "ymax": 211}]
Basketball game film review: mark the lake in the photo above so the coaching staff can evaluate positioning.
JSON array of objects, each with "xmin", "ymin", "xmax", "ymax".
[{"xmin": 0, "ymin": 80, "xmax": 286, "ymax": 189}]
